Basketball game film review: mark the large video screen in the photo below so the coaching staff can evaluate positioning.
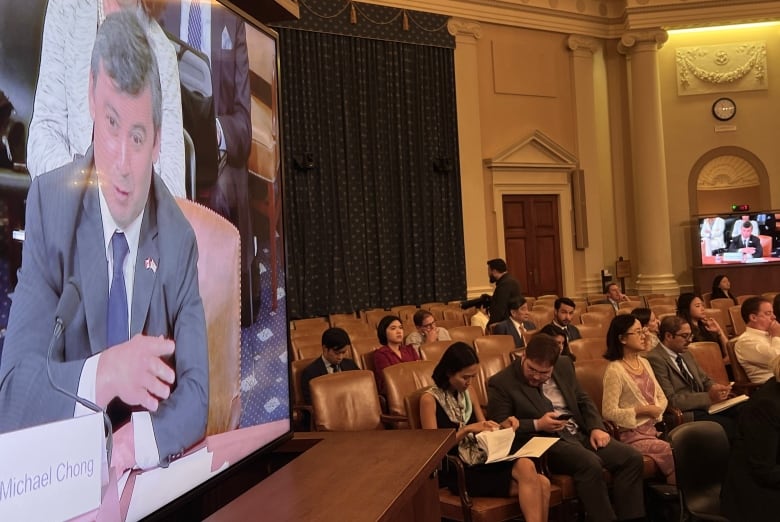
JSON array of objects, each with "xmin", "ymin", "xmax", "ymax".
[
  {"xmin": 697, "ymin": 211, "xmax": 780, "ymax": 265},
  {"xmin": 0, "ymin": 0, "xmax": 289, "ymax": 519}
]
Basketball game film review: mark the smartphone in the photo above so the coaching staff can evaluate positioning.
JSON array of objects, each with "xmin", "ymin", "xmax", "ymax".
[{"xmin": 556, "ymin": 413, "xmax": 573, "ymax": 421}]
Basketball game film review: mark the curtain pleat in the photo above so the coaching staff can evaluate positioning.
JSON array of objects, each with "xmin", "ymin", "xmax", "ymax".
[{"xmin": 279, "ymin": 29, "xmax": 465, "ymax": 318}]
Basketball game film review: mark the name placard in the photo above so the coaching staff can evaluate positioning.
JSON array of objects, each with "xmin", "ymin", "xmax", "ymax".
[{"xmin": 0, "ymin": 413, "xmax": 103, "ymax": 521}]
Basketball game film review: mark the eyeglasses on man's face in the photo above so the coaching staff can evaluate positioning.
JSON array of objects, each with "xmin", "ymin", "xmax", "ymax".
[{"xmin": 673, "ymin": 332, "xmax": 694, "ymax": 341}]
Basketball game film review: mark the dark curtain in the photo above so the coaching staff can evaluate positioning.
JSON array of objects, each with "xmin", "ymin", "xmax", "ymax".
[{"xmin": 277, "ymin": 28, "xmax": 466, "ymax": 318}]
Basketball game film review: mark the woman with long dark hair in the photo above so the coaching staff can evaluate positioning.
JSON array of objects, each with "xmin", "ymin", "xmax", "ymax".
[
  {"xmin": 711, "ymin": 275, "xmax": 738, "ymax": 305},
  {"xmin": 676, "ymin": 292, "xmax": 729, "ymax": 362},
  {"xmin": 420, "ymin": 342, "xmax": 551, "ymax": 522}
]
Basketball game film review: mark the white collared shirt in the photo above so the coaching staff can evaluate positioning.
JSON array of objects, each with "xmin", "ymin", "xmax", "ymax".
[{"xmin": 75, "ymin": 184, "xmax": 159, "ymax": 470}]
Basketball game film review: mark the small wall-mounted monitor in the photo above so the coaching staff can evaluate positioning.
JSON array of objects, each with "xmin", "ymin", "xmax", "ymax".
[{"xmin": 696, "ymin": 211, "xmax": 780, "ymax": 265}]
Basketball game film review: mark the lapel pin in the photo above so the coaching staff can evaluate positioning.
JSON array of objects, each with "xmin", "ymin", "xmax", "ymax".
[{"xmin": 145, "ymin": 257, "xmax": 158, "ymax": 273}]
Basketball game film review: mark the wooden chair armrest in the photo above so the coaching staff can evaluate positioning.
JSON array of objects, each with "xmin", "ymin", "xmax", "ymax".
[
  {"xmin": 380, "ymin": 413, "xmax": 409, "ymax": 429},
  {"xmin": 603, "ymin": 420, "xmax": 620, "ymax": 439},
  {"xmin": 663, "ymin": 406, "xmax": 685, "ymax": 430},
  {"xmin": 444, "ymin": 454, "xmax": 473, "ymax": 521},
  {"xmin": 292, "ymin": 405, "xmax": 314, "ymax": 431}
]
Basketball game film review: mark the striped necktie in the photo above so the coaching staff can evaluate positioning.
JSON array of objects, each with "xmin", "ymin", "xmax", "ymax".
[{"xmin": 187, "ymin": 2, "xmax": 203, "ymax": 51}]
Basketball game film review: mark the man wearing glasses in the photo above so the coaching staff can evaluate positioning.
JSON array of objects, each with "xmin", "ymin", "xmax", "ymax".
[
  {"xmin": 646, "ymin": 316, "xmax": 736, "ymax": 438},
  {"xmin": 488, "ymin": 334, "xmax": 646, "ymax": 522},
  {"xmin": 404, "ymin": 309, "xmax": 451, "ymax": 353}
]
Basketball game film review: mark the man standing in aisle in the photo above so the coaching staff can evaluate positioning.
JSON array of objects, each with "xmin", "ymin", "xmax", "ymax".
[{"xmin": 487, "ymin": 258, "xmax": 522, "ymax": 326}]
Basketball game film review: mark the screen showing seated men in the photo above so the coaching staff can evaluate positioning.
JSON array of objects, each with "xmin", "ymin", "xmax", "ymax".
[
  {"xmin": 0, "ymin": 0, "xmax": 288, "ymax": 520},
  {"xmin": 698, "ymin": 211, "xmax": 780, "ymax": 264}
]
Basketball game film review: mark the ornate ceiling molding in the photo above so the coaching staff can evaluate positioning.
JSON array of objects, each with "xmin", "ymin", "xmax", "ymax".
[{"xmin": 362, "ymin": 0, "xmax": 780, "ymax": 38}]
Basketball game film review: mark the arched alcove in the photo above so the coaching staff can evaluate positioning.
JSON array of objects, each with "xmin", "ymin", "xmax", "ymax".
[{"xmin": 688, "ymin": 146, "xmax": 770, "ymax": 215}]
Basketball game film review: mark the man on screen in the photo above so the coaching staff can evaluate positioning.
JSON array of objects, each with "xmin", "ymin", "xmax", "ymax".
[
  {"xmin": 0, "ymin": 11, "xmax": 208, "ymax": 474},
  {"xmin": 728, "ymin": 221, "xmax": 763, "ymax": 258}
]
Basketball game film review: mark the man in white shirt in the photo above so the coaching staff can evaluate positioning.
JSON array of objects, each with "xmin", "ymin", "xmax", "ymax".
[{"xmin": 734, "ymin": 297, "xmax": 780, "ymax": 383}]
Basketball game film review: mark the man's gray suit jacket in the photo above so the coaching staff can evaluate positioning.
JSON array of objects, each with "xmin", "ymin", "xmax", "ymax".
[
  {"xmin": 0, "ymin": 150, "xmax": 209, "ymax": 465},
  {"xmin": 645, "ymin": 344, "xmax": 713, "ymax": 412}
]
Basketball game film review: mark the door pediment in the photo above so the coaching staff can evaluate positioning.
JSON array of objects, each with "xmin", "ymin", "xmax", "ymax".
[{"xmin": 484, "ymin": 130, "xmax": 577, "ymax": 172}]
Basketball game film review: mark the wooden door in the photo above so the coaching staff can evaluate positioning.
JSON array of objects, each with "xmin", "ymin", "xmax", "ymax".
[{"xmin": 502, "ymin": 195, "xmax": 563, "ymax": 297}]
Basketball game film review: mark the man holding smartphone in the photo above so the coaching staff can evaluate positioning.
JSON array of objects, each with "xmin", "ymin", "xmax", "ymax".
[{"xmin": 488, "ymin": 334, "xmax": 645, "ymax": 522}]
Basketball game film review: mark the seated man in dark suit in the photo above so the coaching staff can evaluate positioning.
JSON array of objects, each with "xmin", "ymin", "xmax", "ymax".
[
  {"xmin": 605, "ymin": 282, "xmax": 630, "ymax": 312},
  {"xmin": 488, "ymin": 335, "xmax": 645, "ymax": 522},
  {"xmin": 645, "ymin": 316, "xmax": 737, "ymax": 439},
  {"xmin": 493, "ymin": 296, "xmax": 536, "ymax": 348},
  {"xmin": 727, "ymin": 221, "xmax": 763, "ymax": 258},
  {"xmin": 301, "ymin": 327, "xmax": 360, "ymax": 404},
  {"xmin": 545, "ymin": 297, "xmax": 582, "ymax": 355}
]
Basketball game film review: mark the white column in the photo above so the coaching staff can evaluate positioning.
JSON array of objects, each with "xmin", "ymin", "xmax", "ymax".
[
  {"xmin": 448, "ymin": 18, "xmax": 490, "ymax": 297},
  {"xmin": 567, "ymin": 35, "xmax": 609, "ymax": 297},
  {"xmin": 620, "ymin": 29, "xmax": 679, "ymax": 294}
]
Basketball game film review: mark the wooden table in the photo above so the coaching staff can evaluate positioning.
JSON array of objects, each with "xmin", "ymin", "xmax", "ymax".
[{"xmin": 206, "ymin": 429, "xmax": 455, "ymax": 522}]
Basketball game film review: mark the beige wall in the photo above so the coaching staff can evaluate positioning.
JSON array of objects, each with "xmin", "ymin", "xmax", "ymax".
[
  {"xmin": 659, "ymin": 24, "xmax": 780, "ymax": 288},
  {"xmin": 370, "ymin": 0, "xmax": 780, "ymax": 296}
]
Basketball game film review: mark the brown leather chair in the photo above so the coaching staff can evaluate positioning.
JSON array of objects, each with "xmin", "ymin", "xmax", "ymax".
[
  {"xmin": 363, "ymin": 308, "xmax": 391, "ymax": 330},
  {"xmin": 736, "ymin": 294, "xmax": 757, "ymax": 305},
  {"xmin": 580, "ymin": 311, "xmax": 610, "ymax": 327},
  {"xmin": 701, "ymin": 292, "xmax": 712, "ymax": 307},
  {"xmin": 419, "ymin": 340, "xmax": 455, "ymax": 362},
  {"xmin": 291, "ymin": 334, "xmax": 323, "ymax": 360},
  {"xmin": 290, "ymin": 324, "xmax": 328, "ymax": 339},
  {"xmin": 725, "ymin": 338, "xmax": 762, "ymax": 396},
  {"xmin": 528, "ymin": 308, "xmax": 553, "ymax": 328},
  {"xmin": 651, "ymin": 304, "xmax": 677, "ymax": 318},
  {"xmin": 703, "ymin": 308, "xmax": 729, "ymax": 340},
  {"xmin": 177, "ymin": 198, "xmax": 241, "ymax": 435},
  {"xmin": 350, "ymin": 338, "xmax": 381, "ymax": 372},
  {"xmin": 474, "ymin": 335, "xmax": 516, "ymax": 357},
  {"xmin": 382, "ymin": 360, "xmax": 437, "ymax": 427},
  {"xmin": 309, "ymin": 370, "xmax": 389, "ymax": 431},
  {"xmin": 687, "ymin": 342, "xmax": 729, "ymax": 386},
  {"xmin": 575, "ymin": 323, "xmax": 605, "ymax": 340},
  {"xmin": 442, "ymin": 307, "xmax": 468, "ymax": 325},
  {"xmin": 328, "ymin": 312, "xmax": 358, "ymax": 326},
  {"xmin": 473, "ymin": 348, "xmax": 511, "ymax": 411},
  {"xmin": 647, "ymin": 296, "xmax": 677, "ymax": 308},
  {"xmin": 291, "ymin": 317, "xmax": 329, "ymax": 331},
  {"xmin": 586, "ymin": 303, "xmax": 616, "ymax": 317},
  {"xmin": 568, "ymin": 338, "xmax": 607, "ymax": 361},
  {"xmin": 291, "ymin": 357, "xmax": 316, "ymax": 431},
  {"xmin": 728, "ymin": 305, "xmax": 746, "ymax": 336},
  {"xmin": 449, "ymin": 325, "xmax": 485, "ymax": 348},
  {"xmin": 708, "ymin": 299, "xmax": 734, "ymax": 335}
]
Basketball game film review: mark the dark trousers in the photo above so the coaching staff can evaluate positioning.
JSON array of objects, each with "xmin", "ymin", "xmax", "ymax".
[
  {"xmin": 692, "ymin": 408, "xmax": 739, "ymax": 441},
  {"xmin": 546, "ymin": 435, "xmax": 645, "ymax": 522}
]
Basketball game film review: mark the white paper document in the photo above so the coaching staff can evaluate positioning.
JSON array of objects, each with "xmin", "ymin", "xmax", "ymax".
[
  {"xmin": 476, "ymin": 428, "xmax": 558, "ymax": 464},
  {"xmin": 125, "ymin": 447, "xmax": 228, "ymax": 522},
  {"xmin": 708, "ymin": 394, "xmax": 749, "ymax": 414}
]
